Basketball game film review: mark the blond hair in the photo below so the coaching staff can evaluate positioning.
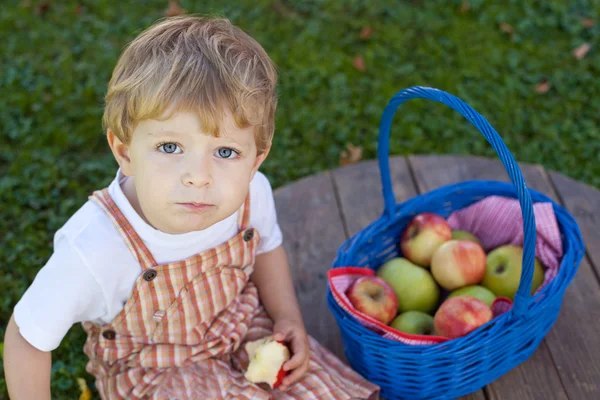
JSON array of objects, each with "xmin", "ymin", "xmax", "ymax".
[{"xmin": 102, "ymin": 15, "xmax": 278, "ymax": 154}]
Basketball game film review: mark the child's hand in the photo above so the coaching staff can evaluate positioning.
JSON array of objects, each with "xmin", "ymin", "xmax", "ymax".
[{"xmin": 272, "ymin": 318, "xmax": 310, "ymax": 391}]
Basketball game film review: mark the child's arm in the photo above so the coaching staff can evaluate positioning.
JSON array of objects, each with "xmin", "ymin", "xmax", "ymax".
[
  {"xmin": 4, "ymin": 314, "xmax": 52, "ymax": 400},
  {"xmin": 251, "ymin": 245, "xmax": 304, "ymax": 324},
  {"xmin": 250, "ymin": 245, "xmax": 310, "ymax": 390}
]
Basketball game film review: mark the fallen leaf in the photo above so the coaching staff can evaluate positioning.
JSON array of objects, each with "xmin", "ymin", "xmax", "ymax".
[
  {"xmin": 165, "ymin": 0, "xmax": 186, "ymax": 17},
  {"xmin": 572, "ymin": 43, "xmax": 591, "ymax": 60},
  {"xmin": 360, "ymin": 27, "xmax": 373, "ymax": 39},
  {"xmin": 340, "ymin": 144, "xmax": 363, "ymax": 166},
  {"xmin": 272, "ymin": 1, "xmax": 297, "ymax": 18},
  {"xmin": 352, "ymin": 55, "xmax": 366, "ymax": 72},
  {"xmin": 499, "ymin": 22, "xmax": 514, "ymax": 34},
  {"xmin": 77, "ymin": 378, "xmax": 92, "ymax": 400},
  {"xmin": 581, "ymin": 18, "xmax": 595, "ymax": 28},
  {"xmin": 75, "ymin": 4, "xmax": 84, "ymax": 16},
  {"xmin": 535, "ymin": 80, "xmax": 551, "ymax": 94},
  {"xmin": 460, "ymin": 2, "xmax": 469, "ymax": 14},
  {"xmin": 35, "ymin": 2, "xmax": 50, "ymax": 15}
]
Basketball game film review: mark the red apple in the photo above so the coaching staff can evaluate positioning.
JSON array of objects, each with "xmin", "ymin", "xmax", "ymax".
[
  {"xmin": 400, "ymin": 212, "xmax": 452, "ymax": 267},
  {"xmin": 244, "ymin": 336, "xmax": 291, "ymax": 389},
  {"xmin": 433, "ymin": 296, "xmax": 493, "ymax": 339},
  {"xmin": 430, "ymin": 240, "xmax": 486, "ymax": 290},
  {"xmin": 346, "ymin": 276, "xmax": 398, "ymax": 324}
]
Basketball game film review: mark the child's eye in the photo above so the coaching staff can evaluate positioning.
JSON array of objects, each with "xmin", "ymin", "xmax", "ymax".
[
  {"xmin": 157, "ymin": 142, "xmax": 182, "ymax": 154},
  {"xmin": 216, "ymin": 147, "xmax": 240, "ymax": 159}
]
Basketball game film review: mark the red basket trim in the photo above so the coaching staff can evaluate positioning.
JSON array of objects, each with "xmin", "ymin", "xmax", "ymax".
[{"xmin": 328, "ymin": 267, "xmax": 515, "ymax": 345}]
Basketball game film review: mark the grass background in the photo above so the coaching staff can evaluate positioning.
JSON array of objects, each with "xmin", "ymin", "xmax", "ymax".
[{"xmin": 0, "ymin": 0, "xmax": 598, "ymax": 398}]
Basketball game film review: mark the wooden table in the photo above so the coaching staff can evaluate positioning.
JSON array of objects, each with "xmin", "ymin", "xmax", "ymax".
[{"xmin": 273, "ymin": 154, "xmax": 600, "ymax": 400}]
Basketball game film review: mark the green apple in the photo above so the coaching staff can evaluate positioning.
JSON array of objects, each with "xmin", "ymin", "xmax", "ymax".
[
  {"xmin": 390, "ymin": 311, "xmax": 434, "ymax": 335},
  {"xmin": 451, "ymin": 230, "xmax": 482, "ymax": 246},
  {"xmin": 376, "ymin": 257, "xmax": 440, "ymax": 314},
  {"xmin": 447, "ymin": 285, "xmax": 496, "ymax": 307},
  {"xmin": 481, "ymin": 245, "xmax": 545, "ymax": 300}
]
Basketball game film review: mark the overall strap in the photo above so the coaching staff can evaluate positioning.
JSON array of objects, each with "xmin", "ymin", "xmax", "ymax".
[
  {"xmin": 236, "ymin": 192, "xmax": 251, "ymax": 232},
  {"xmin": 89, "ymin": 188, "xmax": 158, "ymax": 271}
]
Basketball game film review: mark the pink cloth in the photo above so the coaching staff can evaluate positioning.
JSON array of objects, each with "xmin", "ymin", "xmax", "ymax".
[
  {"xmin": 447, "ymin": 195, "xmax": 563, "ymax": 289},
  {"xmin": 328, "ymin": 196, "xmax": 563, "ymax": 345}
]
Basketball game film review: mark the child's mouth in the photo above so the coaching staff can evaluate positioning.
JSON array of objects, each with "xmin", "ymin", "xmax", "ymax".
[{"xmin": 178, "ymin": 202, "xmax": 214, "ymax": 212}]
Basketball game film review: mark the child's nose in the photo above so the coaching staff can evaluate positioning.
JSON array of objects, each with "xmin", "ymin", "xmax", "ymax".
[{"xmin": 181, "ymin": 156, "xmax": 212, "ymax": 188}]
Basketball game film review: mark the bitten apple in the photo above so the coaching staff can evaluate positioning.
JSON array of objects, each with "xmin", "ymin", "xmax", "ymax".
[
  {"xmin": 400, "ymin": 212, "xmax": 452, "ymax": 267},
  {"xmin": 433, "ymin": 296, "xmax": 493, "ymax": 339},
  {"xmin": 346, "ymin": 276, "xmax": 398, "ymax": 324},
  {"xmin": 244, "ymin": 336, "xmax": 291, "ymax": 389},
  {"xmin": 430, "ymin": 240, "xmax": 486, "ymax": 290}
]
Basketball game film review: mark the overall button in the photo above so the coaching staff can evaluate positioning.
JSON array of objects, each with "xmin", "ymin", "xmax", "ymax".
[
  {"xmin": 243, "ymin": 229, "xmax": 254, "ymax": 242},
  {"xmin": 102, "ymin": 330, "xmax": 116, "ymax": 340},
  {"xmin": 143, "ymin": 269, "xmax": 157, "ymax": 281}
]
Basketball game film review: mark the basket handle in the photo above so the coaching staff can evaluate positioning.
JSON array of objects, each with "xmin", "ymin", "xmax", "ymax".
[{"xmin": 377, "ymin": 86, "xmax": 536, "ymax": 317}]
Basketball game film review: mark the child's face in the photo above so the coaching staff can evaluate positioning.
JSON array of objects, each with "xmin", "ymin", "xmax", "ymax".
[{"xmin": 109, "ymin": 109, "xmax": 269, "ymax": 234}]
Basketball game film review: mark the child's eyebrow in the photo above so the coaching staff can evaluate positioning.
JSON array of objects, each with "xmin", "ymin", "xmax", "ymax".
[
  {"xmin": 220, "ymin": 135, "xmax": 245, "ymax": 146},
  {"xmin": 147, "ymin": 130, "xmax": 183, "ymax": 137}
]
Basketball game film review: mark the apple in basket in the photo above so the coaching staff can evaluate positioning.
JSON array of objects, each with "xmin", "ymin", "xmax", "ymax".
[
  {"xmin": 433, "ymin": 296, "xmax": 493, "ymax": 339},
  {"xmin": 390, "ymin": 311, "xmax": 435, "ymax": 335},
  {"xmin": 451, "ymin": 229, "xmax": 482, "ymax": 246},
  {"xmin": 346, "ymin": 276, "xmax": 398, "ymax": 325},
  {"xmin": 430, "ymin": 240, "xmax": 487, "ymax": 290},
  {"xmin": 376, "ymin": 258, "xmax": 440, "ymax": 314},
  {"xmin": 400, "ymin": 212, "xmax": 452, "ymax": 267},
  {"xmin": 481, "ymin": 245, "xmax": 545, "ymax": 300},
  {"xmin": 447, "ymin": 285, "xmax": 497, "ymax": 307},
  {"xmin": 244, "ymin": 336, "xmax": 291, "ymax": 389}
]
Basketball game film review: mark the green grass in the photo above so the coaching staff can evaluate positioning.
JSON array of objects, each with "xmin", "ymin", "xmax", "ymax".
[{"xmin": 0, "ymin": 0, "xmax": 598, "ymax": 398}]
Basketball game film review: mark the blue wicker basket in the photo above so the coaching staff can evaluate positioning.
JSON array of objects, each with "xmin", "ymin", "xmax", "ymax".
[{"xmin": 326, "ymin": 86, "xmax": 585, "ymax": 400}]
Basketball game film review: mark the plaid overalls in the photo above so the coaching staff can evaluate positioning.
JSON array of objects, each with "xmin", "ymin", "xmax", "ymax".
[{"xmin": 81, "ymin": 188, "xmax": 379, "ymax": 399}]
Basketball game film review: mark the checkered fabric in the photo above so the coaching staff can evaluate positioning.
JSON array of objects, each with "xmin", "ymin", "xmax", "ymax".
[{"xmin": 81, "ymin": 188, "xmax": 379, "ymax": 400}]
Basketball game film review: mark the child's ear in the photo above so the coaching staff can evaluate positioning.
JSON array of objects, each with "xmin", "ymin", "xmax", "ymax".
[
  {"xmin": 107, "ymin": 129, "xmax": 134, "ymax": 176},
  {"xmin": 250, "ymin": 143, "xmax": 271, "ymax": 180}
]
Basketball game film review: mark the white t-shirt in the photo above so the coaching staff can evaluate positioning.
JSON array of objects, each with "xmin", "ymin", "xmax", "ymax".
[{"xmin": 14, "ymin": 168, "xmax": 283, "ymax": 352}]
